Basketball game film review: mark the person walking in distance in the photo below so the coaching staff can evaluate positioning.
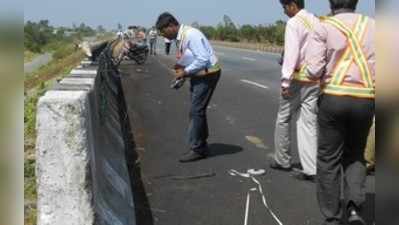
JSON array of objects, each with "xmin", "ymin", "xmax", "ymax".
[{"xmin": 148, "ymin": 27, "xmax": 158, "ymax": 55}]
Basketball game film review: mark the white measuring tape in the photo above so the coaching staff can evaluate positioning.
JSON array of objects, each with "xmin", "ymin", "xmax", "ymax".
[{"xmin": 229, "ymin": 169, "xmax": 284, "ymax": 225}]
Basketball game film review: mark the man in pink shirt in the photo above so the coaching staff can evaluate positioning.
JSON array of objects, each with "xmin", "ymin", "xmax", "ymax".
[
  {"xmin": 268, "ymin": 0, "xmax": 319, "ymax": 182},
  {"xmin": 306, "ymin": 0, "xmax": 375, "ymax": 224}
]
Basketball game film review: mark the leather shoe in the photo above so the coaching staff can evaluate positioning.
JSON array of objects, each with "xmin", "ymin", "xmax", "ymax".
[
  {"xmin": 267, "ymin": 154, "xmax": 292, "ymax": 172},
  {"xmin": 179, "ymin": 151, "xmax": 207, "ymax": 163},
  {"xmin": 291, "ymin": 169, "xmax": 315, "ymax": 182}
]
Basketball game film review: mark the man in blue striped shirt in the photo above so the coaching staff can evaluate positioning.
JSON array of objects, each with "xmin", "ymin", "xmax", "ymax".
[{"xmin": 156, "ymin": 12, "xmax": 222, "ymax": 163}]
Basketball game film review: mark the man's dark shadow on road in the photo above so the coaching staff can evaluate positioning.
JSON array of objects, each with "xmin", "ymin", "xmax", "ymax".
[{"xmin": 207, "ymin": 143, "xmax": 243, "ymax": 158}]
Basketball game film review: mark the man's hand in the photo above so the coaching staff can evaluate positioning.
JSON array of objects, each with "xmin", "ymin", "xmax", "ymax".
[
  {"xmin": 175, "ymin": 68, "xmax": 186, "ymax": 79},
  {"xmin": 281, "ymin": 79, "xmax": 291, "ymax": 98},
  {"xmin": 281, "ymin": 86, "xmax": 292, "ymax": 99}
]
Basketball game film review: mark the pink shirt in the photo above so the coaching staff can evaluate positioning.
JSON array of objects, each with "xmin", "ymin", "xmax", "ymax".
[
  {"xmin": 281, "ymin": 9, "xmax": 319, "ymax": 87},
  {"xmin": 306, "ymin": 13, "xmax": 375, "ymax": 87}
]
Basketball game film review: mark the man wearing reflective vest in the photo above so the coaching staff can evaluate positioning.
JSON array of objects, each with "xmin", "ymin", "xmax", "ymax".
[
  {"xmin": 269, "ymin": 0, "xmax": 320, "ymax": 181},
  {"xmin": 306, "ymin": 0, "xmax": 375, "ymax": 224},
  {"xmin": 156, "ymin": 12, "xmax": 221, "ymax": 163}
]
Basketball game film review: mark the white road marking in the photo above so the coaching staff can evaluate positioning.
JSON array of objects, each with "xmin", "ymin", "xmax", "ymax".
[
  {"xmin": 242, "ymin": 57, "xmax": 257, "ymax": 61},
  {"xmin": 240, "ymin": 79, "xmax": 269, "ymax": 89}
]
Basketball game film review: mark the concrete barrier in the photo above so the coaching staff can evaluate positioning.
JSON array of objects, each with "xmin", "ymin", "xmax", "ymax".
[{"xmin": 36, "ymin": 54, "xmax": 136, "ymax": 225}]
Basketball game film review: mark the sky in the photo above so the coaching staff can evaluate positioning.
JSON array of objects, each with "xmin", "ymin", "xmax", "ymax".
[{"xmin": 24, "ymin": 0, "xmax": 375, "ymax": 29}]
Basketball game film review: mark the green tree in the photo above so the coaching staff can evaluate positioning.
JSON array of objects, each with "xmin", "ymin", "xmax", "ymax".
[
  {"xmin": 199, "ymin": 26, "xmax": 216, "ymax": 39},
  {"xmin": 240, "ymin": 25, "xmax": 256, "ymax": 42},
  {"xmin": 96, "ymin": 25, "xmax": 106, "ymax": 33}
]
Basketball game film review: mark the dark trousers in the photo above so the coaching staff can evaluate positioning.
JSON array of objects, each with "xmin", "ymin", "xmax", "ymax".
[
  {"xmin": 149, "ymin": 39, "xmax": 156, "ymax": 55},
  {"xmin": 317, "ymin": 94, "xmax": 374, "ymax": 225},
  {"xmin": 188, "ymin": 71, "xmax": 221, "ymax": 153},
  {"xmin": 165, "ymin": 42, "xmax": 171, "ymax": 55}
]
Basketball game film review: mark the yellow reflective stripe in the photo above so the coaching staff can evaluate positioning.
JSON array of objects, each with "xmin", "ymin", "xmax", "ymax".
[
  {"xmin": 297, "ymin": 15, "xmax": 313, "ymax": 31},
  {"xmin": 325, "ymin": 17, "xmax": 370, "ymax": 86},
  {"xmin": 323, "ymin": 84, "xmax": 375, "ymax": 98},
  {"xmin": 338, "ymin": 16, "xmax": 367, "ymax": 84},
  {"xmin": 331, "ymin": 16, "xmax": 364, "ymax": 85},
  {"xmin": 212, "ymin": 63, "xmax": 221, "ymax": 70},
  {"xmin": 336, "ymin": 16, "xmax": 369, "ymax": 85},
  {"xmin": 293, "ymin": 65, "xmax": 313, "ymax": 82},
  {"xmin": 292, "ymin": 15, "xmax": 313, "ymax": 82},
  {"xmin": 324, "ymin": 17, "xmax": 373, "ymax": 88},
  {"xmin": 208, "ymin": 63, "xmax": 221, "ymax": 73}
]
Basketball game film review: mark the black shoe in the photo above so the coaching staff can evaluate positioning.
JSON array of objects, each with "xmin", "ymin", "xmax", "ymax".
[
  {"xmin": 269, "ymin": 159, "xmax": 292, "ymax": 172},
  {"xmin": 291, "ymin": 169, "xmax": 315, "ymax": 182},
  {"xmin": 179, "ymin": 151, "xmax": 207, "ymax": 163},
  {"xmin": 267, "ymin": 154, "xmax": 292, "ymax": 172},
  {"xmin": 347, "ymin": 207, "xmax": 366, "ymax": 225}
]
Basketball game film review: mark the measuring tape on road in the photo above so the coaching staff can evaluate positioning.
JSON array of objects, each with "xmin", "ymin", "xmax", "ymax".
[{"xmin": 228, "ymin": 169, "xmax": 284, "ymax": 225}]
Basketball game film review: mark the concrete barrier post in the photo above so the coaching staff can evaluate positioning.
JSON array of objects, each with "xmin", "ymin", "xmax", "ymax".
[
  {"xmin": 36, "ymin": 90, "xmax": 94, "ymax": 225},
  {"xmin": 36, "ymin": 55, "xmax": 136, "ymax": 225}
]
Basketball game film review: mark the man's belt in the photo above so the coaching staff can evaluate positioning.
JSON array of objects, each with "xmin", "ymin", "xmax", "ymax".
[{"xmin": 196, "ymin": 63, "xmax": 221, "ymax": 76}]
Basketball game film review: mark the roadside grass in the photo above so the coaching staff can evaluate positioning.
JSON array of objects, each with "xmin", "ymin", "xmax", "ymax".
[
  {"xmin": 24, "ymin": 50, "xmax": 38, "ymax": 63},
  {"xmin": 24, "ymin": 44, "xmax": 84, "ymax": 91},
  {"xmin": 24, "ymin": 81, "xmax": 45, "ymax": 225}
]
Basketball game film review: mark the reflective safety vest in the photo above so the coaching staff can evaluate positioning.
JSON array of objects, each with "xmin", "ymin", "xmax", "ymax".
[
  {"xmin": 322, "ymin": 15, "xmax": 375, "ymax": 99},
  {"xmin": 292, "ymin": 15, "xmax": 317, "ymax": 83}
]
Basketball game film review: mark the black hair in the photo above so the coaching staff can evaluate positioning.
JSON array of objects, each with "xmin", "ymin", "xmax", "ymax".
[
  {"xmin": 155, "ymin": 12, "xmax": 180, "ymax": 31},
  {"xmin": 329, "ymin": 0, "xmax": 358, "ymax": 11},
  {"xmin": 279, "ymin": 0, "xmax": 305, "ymax": 9}
]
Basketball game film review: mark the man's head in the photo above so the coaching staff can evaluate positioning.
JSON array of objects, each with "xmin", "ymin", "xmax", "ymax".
[
  {"xmin": 279, "ymin": 0, "xmax": 304, "ymax": 18},
  {"xmin": 155, "ymin": 12, "xmax": 180, "ymax": 40},
  {"xmin": 329, "ymin": 0, "xmax": 358, "ymax": 14}
]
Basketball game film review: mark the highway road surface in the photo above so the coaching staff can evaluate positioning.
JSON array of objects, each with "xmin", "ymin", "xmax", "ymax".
[{"xmin": 119, "ymin": 42, "xmax": 375, "ymax": 225}]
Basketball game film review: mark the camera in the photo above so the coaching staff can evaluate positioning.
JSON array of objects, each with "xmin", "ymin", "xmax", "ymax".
[
  {"xmin": 170, "ymin": 78, "xmax": 186, "ymax": 89},
  {"xmin": 170, "ymin": 64, "xmax": 186, "ymax": 89}
]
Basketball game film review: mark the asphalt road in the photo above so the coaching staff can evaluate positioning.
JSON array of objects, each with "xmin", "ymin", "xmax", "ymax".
[{"xmin": 120, "ymin": 43, "xmax": 375, "ymax": 225}]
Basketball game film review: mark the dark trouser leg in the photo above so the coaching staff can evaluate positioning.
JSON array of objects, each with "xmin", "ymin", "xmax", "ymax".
[
  {"xmin": 317, "ymin": 95, "xmax": 346, "ymax": 225},
  {"xmin": 343, "ymin": 98, "xmax": 374, "ymax": 210},
  {"xmin": 188, "ymin": 72, "xmax": 221, "ymax": 153},
  {"xmin": 165, "ymin": 43, "xmax": 171, "ymax": 55},
  {"xmin": 153, "ymin": 40, "xmax": 157, "ymax": 55},
  {"xmin": 150, "ymin": 40, "xmax": 156, "ymax": 55},
  {"xmin": 317, "ymin": 95, "xmax": 374, "ymax": 225}
]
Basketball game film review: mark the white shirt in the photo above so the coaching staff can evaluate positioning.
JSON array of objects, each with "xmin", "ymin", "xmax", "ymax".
[{"xmin": 176, "ymin": 24, "xmax": 218, "ymax": 75}]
